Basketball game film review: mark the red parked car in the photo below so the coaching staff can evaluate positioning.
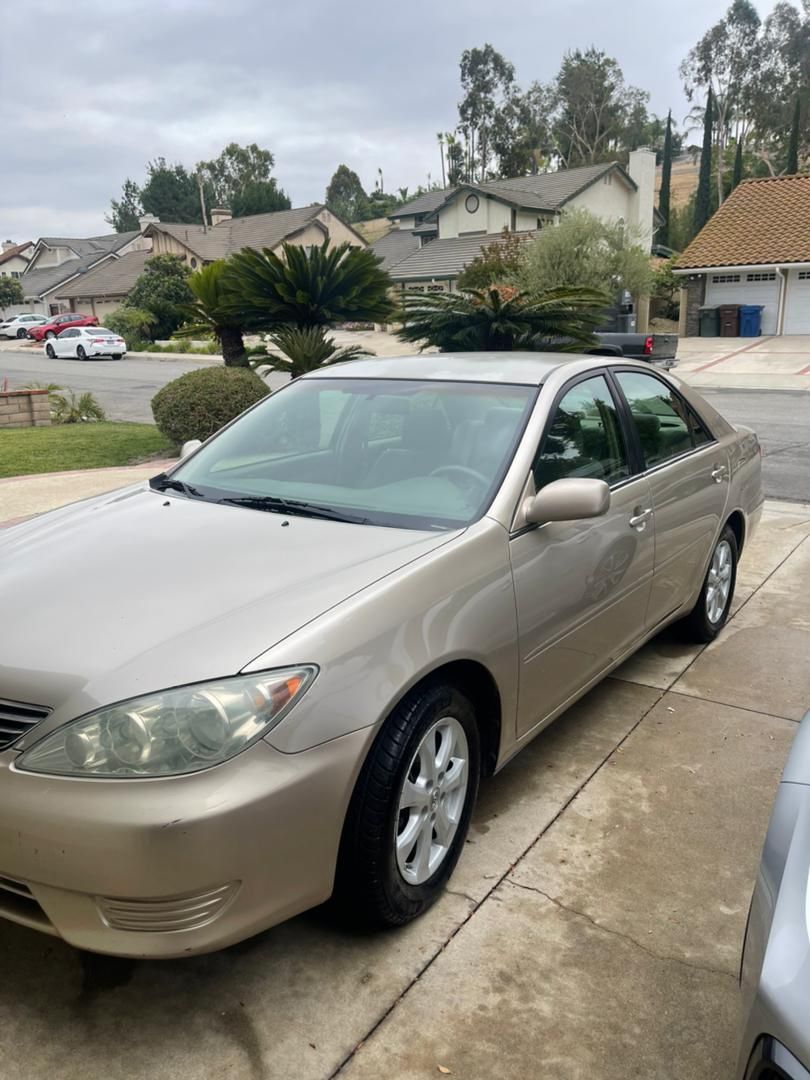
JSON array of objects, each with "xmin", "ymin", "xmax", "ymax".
[{"xmin": 28, "ymin": 312, "xmax": 99, "ymax": 341}]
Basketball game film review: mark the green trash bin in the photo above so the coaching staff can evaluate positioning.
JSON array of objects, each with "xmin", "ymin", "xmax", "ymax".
[{"xmin": 699, "ymin": 306, "xmax": 720, "ymax": 336}]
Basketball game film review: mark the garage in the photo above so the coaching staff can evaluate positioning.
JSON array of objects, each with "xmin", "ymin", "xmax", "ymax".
[
  {"xmin": 674, "ymin": 173, "xmax": 810, "ymax": 337},
  {"xmin": 783, "ymin": 269, "xmax": 810, "ymax": 334},
  {"xmin": 704, "ymin": 270, "xmax": 780, "ymax": 334}
]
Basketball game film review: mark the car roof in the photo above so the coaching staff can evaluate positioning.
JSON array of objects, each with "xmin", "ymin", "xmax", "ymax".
[{"xmin": 300, "ymin": 352, "xmax": 590, "ymax": 386}]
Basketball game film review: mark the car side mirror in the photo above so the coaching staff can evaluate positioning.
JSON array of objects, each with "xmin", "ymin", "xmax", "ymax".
[
  {"xmin": 180, "ymin": 439, "xmax": 202, "ymax": 459},
  {"xmin": 524, "ymin": 478, "xmax": 611, "ymax": 525}
]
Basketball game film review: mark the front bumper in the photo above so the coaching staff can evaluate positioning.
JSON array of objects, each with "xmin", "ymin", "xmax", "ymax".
[
  {"xmin": 0, "ymin": 727, "xmax": 370, "ymax": 957},
  {"xmin": 742, "ymin": 1037, "xmax": 810, "ymax": 1079}
]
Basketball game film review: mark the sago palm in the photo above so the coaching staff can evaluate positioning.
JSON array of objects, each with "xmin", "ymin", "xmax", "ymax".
[
  {"xmin": 396, "ymin": 285, "xmax": 607, "ymax": 352},
  {"xmin": 175, "ymin": 260, "xmax": 248, "ymax": 367},
  {"xmin": 227, "ymin": 240, "xmax": 396, "ymax": 329},
  {"xmin": 259, "ymin": 326, "xmax": 371, "ymax": 379}
]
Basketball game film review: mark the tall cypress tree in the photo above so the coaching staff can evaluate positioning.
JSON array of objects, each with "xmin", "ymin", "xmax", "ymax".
[
  {"xmin": 786, "ymin": 97, "xmax": 800, "ymax": 174},
  {"xmin": 732, "ymin": 139, "xmax": 744, "ymax": 190},
  {"xmin": 658, "ymin": 110, "xmax": 673, "ymax": 248},
  {"xmin": 694, "ymin": 87, "xmax": 713, "ymax": 233}
]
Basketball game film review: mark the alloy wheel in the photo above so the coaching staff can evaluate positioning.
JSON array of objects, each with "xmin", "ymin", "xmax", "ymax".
[
  {"xmin": 395, "ymin": 716, "xmax": 469, "ymax": 886},
  {"xmin": 706, "ymin": 539, "xmax": 733, "ymax": 624}
]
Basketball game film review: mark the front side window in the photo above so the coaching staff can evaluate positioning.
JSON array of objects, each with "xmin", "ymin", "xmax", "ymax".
[
  {"xmin": 534, "ymin": 375, "xmax": 630, "ymax": 489},
  {"xmin": 614, "ymin": 371, "xmax": 712, "ymax": 467},
  {"xmin": 173, "ymin": 378, "xmax": 537, "ymax": 530}
]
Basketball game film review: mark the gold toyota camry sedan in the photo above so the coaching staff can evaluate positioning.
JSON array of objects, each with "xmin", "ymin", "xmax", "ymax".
[{"xmin": 0, "ymin": 354, "xmax": 763, "ymax": 957}]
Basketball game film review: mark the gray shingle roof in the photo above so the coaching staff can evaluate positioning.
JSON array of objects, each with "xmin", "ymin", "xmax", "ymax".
[
  {"xmin": 370, "ymin": 228, "xmax": 421, "ymax": 271},
  {"xmin": 55, "ymin": 250, "xmax": 151, "ymax": 299},
  {"xmin": 390, "ymin": 189, "xmax": 456, "ymax": 219},
  {"xmin": 390, "ymin": 163, "xmax": 634, "ymax": 220},
  {"xmin": 148, "ymin": 205, "xmax": 331, "ymax": 261},
  {"xmin": 21, "ymin": 232, "xmax": 139, "ymax": 299},
  {"xmin": 388, "ymin": 230, "xmax": 538, "ymax": 282}
]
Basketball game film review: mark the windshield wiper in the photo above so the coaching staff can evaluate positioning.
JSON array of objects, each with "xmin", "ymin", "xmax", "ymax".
[
  {"xmin": 218, "ymin": 494, "xmax": 369, "ymax": 525},
  {"xmin": 149, "ymin": 473, "xmax": 204, "ymax": 498}
]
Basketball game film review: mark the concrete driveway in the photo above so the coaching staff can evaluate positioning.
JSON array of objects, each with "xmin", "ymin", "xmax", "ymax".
[
  {"xmin": 1, "ymin": 499, "xmax": 808, "ymax": 1079},
  {"xmin": 676, "ymin": 335, "xmax": 810, "ymax": 390}
]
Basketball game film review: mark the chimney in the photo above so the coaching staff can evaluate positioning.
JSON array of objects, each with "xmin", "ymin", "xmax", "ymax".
[
  {"xmin": 138, "ymin": 213, "xmax": 159, "ymax": 232},
  {"xmin": 2, "ymin": 240, "xmax": 15, "ymax": 252},
  {"xmin": 210, "ymin": 208, "xmax": 232, "ymax": 227},
  {"xmin": 627, "ymin": 148, "xmax": 656, "ymax": 251}
]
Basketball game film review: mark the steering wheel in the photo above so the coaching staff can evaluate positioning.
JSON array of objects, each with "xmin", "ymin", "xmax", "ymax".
[{"xmin": 430, "ymin": 464, "xmax": 490, "ymax": 497}]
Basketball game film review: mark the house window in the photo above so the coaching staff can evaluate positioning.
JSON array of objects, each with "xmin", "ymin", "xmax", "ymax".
[
  {"xmin": 711, "ymin": 274, "xmax": 741, "ymax": 284},
  {"xmin": 405, "ymin": 284, "xmax": 425, "ymax": 293},
  {"xmin": 603, "ymin": 173, "xmax": 613, "ymax": 186},
  {"xmin": 510, "ymin": 208, "xmax": 517, "ymax": 231},
  {"xmin": 798, "ymin": 271, "xmax": 810, "ymax": 280},
  {"xmin": 746, "ymin": 272, "xmax": 775, "ymax": 282},
  {"xmin": 190, "ymin": 257, "xmax": 198, "ymax": 269},
  {"xmin": 465, "ymin": 194, "xmax": 480, "ymax": 214},
  {"xmin": 426, "ymin": 284, "xmax": 446, "ymax": 293},
  {"xmin": 11, "ymin": 271, "xmax": 21, "ymax": 278}
]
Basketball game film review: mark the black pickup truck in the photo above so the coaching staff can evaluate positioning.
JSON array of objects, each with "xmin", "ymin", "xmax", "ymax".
[{"xmin": 586, "ymin": 331, "xmax": 678, "ymax": 368}]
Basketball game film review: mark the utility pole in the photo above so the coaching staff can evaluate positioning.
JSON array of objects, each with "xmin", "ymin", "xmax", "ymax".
[{"xmin": 197, "ymin": 173, "xmax": 209, "ymax": 232}]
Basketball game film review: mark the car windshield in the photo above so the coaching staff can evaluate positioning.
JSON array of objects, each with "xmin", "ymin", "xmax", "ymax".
[{"xmin": 172, "ymin": 377, "xmax": 537, "ymax": 530}]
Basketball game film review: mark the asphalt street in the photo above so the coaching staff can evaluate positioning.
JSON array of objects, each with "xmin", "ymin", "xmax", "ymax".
[{"xmin": 1, "ymin": 348, "xmax": 808, "ymax": 501}]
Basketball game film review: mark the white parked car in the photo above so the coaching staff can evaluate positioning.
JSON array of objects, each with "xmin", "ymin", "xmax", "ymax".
[
  {"xmin": 45, "ymin": 326, "xmax": 127, "ymax": 361},
  {"xmin": 0, "ymin": 314, "xmax": 47, "ymax": 339}
]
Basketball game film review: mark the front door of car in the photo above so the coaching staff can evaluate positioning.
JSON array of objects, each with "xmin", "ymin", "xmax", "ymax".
[
  {"xmin": 611, "ymin": 370, "xmax": 730, "ymax": 627},
  {"xmin": 510, "ymin": 373, "xmax": 655, "ymax": 737},
  {"xmin": 54, "ymin": 329, "xmax": 76, "ymax": 356}
]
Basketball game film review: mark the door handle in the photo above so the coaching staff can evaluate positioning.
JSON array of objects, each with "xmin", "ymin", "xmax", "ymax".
[
  {"xmin": 629, "ymin": 507, "xmax": 653, "ymax": 531},
  {"xmin": 711, "ymin": 465, "xmax": 728, "ymax": 483}
]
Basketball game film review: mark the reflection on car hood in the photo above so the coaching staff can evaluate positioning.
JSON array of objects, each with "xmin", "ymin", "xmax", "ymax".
[{"xmin": 0, "ymin": 485, "xmax": 459, "ymax": 723}]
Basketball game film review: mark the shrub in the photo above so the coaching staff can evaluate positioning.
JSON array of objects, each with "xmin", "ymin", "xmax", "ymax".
[
  {"xmin": 50, "ymin": 390, "xmax": 106, "ymax": 424},
  {"xmin": 151, "ymin": 365, "xmax": 269, "ymax": 445},
  {"xmin": 105, "ymin": 306, "xmax": 157, "ymax": 347}
]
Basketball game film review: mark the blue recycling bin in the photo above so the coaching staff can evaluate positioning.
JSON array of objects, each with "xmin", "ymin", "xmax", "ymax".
[{"xmin": 740, "ymin": 304, "xmax": 764, "ymax": 337}]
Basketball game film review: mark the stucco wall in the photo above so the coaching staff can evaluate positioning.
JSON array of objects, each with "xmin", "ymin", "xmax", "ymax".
[
  {"xmin": 0, "ymin": 254, "xmax": 31, "ymax": 278},
  {"xmin": 34, "ymin": 246, "xmax": 75, "ymax": 269},
  {"xmin": 439, "ymin": 194, "xmax": 511, "ymax": 238},
  {"xmin": 149, "ymin": 231, "xmax": 199, "ymax": 262},
  {"xmin": 315, "ymin": 208, "xmax": 366, "ymax": 248},
  {"xmin": 568, "ymin": 175, "xmax": 634, "ymax": 224}
]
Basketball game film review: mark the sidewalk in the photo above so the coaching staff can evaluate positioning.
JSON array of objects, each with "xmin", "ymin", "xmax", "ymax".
[
  {"xmin": 675, "ymin": 335, "xmax": 810, "ymax": 391},
  {"xmin": 0, "ymin": 460, "xmax": 173, "ymax": 527}
]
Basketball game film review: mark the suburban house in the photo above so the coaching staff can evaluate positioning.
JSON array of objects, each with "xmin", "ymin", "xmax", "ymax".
[
  {"xmin": 0, "ymin": 241, "xmax": 34, "ymax": 280},
  {"xmin": 8, "ymin": 232, "xmax": 148, "ymax": 318},
  {"xmin": 674, "ymin": 174, "xmax": 810, "ymax": 336},
  {"xmin": 54, "ymin": 250, "xmax": 152, "ymax": 321},
  {"xmin": 373, "ymin": 149, "xmax": 658, "ymax": 294},
  {"xmin": 140, "ymin": 204, "xmax": 365, "ymax": 267}
]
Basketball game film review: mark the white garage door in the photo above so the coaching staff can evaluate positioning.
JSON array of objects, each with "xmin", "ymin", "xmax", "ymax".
[
  {"xmin": 705, "ymin": 271, "xmax": 779, "ymax": 334},
  {"xmin": 783, "ymin": 270, "xmax": 810, "ymax": 334}
]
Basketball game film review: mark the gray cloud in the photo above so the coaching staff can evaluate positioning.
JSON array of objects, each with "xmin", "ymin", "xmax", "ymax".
[{"xmin": 0, "ymin": 0, "xmax": 776, "ymax": 240}]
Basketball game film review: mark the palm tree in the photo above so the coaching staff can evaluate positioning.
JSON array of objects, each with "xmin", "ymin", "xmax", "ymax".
[
  {"xmin": 259, "ymin": 326, "xmax": 372, "ymax": 379},
  {"xmin": 175, "ymin": 260, "xmax": 248, "ymax": 366},
  {"xmin": 396, "ymin": 285, "xmax": 607, "ymax": 353},
  {"xmin": 227, "ymin": 240, "xmax": 396, "ymax": 329},
  {"xmin": 437, "ymin": 132, "xmax": 446, "ymax": 187}
]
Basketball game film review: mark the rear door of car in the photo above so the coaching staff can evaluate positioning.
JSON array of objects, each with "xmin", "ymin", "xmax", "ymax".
[
  {"xmin": 610, "ymin": 369, "xmax": 730, "ymax": 628},
  {"xmin": 510, "ymin": 371, "xmax": 655, "ymax": 737}
]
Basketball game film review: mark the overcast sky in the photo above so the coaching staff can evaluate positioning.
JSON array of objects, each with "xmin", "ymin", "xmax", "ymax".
[{"xmin": 0, "ymin": 0, "xmax": 777, "ymax": 241}]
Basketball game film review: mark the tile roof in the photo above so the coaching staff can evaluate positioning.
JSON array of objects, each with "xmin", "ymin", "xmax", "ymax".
[
  {"xmin": 675, "ymin": 175, "xmax": 810, "ymax": 269},
  {"xmin": 38, "ymin": 232, "xmax": 138, "ymax": 258},
  {"xmin": 370, "ymin": 228, "xmax": 421, "ymax": 271},
  {"xmin": 390, "ymin": 163, "xmax": 632, "ymax": 219},
  {"xmin": 20, "ymin": 232, "xmax": 139, "ymax": 298},
  {"xmin": 388, "ymin": 230, "xmax": 538, "ymax": 282},
  {"xmin": 0, "ymin": 241, "xmax": 33, "ymax": 266},
  {"xmin": 147, "ymin": 205, "xmax": 330, "ymax": 261},
  {"xmin": 55, "ymin": 250, "xmax": 151, "ymax": 298}
]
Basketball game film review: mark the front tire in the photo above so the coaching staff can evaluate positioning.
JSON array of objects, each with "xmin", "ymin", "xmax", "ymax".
[
  {"xmin": 680, "ymin": 526, "xmax": 738, "ymax": 643},
  {"xmin": 335, "ymin": 681, "xmax": 480, "ymax": 927},
  {"xmin": 45, "ymin": 330, "xmax": 56, "ymax": 340},
  {"xmin": 45, "ymin": 344, "xmax": 55, "ymax": 358},
  {"xmin": 16, "ymin": 327, "xmax": 27, "ymax": 339}
]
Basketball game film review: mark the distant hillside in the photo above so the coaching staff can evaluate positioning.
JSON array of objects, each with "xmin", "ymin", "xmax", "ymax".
[
  {"xmin": 352, "ymin": 218, "xmax": 392, "ymax": 244},
  {"xmin": 655, "ymin": 155, "xmax": 700, "ymax": 208}
]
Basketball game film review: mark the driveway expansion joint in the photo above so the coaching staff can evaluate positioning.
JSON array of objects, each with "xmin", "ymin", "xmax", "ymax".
[{"xmin": 505, "ymin": 879, "xmax": 737, "ymax": 981}]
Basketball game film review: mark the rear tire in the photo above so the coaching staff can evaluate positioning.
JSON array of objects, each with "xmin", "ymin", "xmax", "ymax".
[
  {"xmin": 45, "ymin": 344, "xmax": 55, "ymax": 359},
  {"xmin": 679, "ymin": 525, "xmax": 738, "ymax": 643},
  {"xmin": 16, "ymin": 327, "xmax": 27, "ymax": 339},
  {"xmin": 77, "ymin": 345, "xmax": 87, "ymax": 360},
  {"xmin": 334, "ymin": 680, "xmax": 480, "ymax": 928}
]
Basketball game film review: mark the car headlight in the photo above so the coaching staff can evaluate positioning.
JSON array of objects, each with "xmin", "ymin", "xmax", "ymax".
[{"xmin": 16, "ymin": 668, "xmax": 316, "ymax": 779}]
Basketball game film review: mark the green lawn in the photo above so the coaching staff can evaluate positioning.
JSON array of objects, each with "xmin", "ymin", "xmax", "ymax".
[{"xmin": 0, "ymin": 423, "xmax": 174, "ymax": 478}]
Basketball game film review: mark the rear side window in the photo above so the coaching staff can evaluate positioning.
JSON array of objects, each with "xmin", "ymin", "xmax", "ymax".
[
  {"xmin": 534, "ymin": 375, "xmax": 630, "ymax": 489},
  {"xmin": 614, "ymin": 371, "xmax": 712, "ymax": 467}
]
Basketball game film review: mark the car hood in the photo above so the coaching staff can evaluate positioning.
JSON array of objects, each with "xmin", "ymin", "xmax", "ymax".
[{"xmin": 0, "ymin": 485, "xmax": 459, "ymax": 726}]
